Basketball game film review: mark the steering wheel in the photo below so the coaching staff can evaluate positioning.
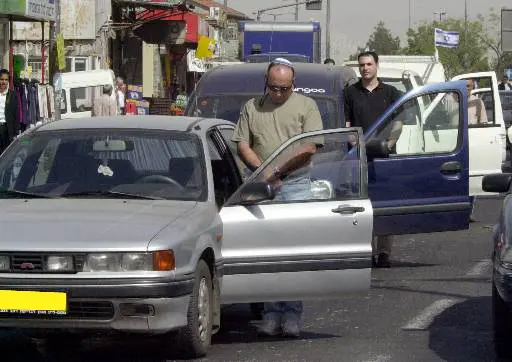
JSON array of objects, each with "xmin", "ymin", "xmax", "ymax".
[{"xmin": 136, "ymin": 175, "xmax": 184, "ymax": 190}]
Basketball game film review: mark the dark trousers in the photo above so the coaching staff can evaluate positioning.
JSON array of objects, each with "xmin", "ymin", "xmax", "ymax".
[{"xmin": 0, "ymin": 123, "xmax": 10, "ymax": 154}]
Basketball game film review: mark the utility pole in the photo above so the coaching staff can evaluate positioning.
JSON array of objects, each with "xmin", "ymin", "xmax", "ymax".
[
  {"xmin": 295, "ymin": 0, "xmax": 299, "ymax": 21},
  {"xmin": 464, "ymin": 0, "xmax": 468, "ymax": 72},
  {"xmin": 408, "ymin": 0, "xmax": 411, "ymax": 29},
  {"xmin": 50, "ymin": 0, "xmax": 61, "ymax": 121},
  {"xmin": 224, "ymin": 0, "xmax": 227, "ymax": 7},
  {"xmin": 326, "ymin": 0, "xmax": 331, "ymax": 59}
]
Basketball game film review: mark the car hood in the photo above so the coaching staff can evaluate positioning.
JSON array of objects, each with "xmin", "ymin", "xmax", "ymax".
[{"xmin": 0, "ymin": 199, "xmax": 197, "ymax": 252}]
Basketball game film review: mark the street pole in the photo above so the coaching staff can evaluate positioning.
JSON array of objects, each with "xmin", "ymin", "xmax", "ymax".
[
  {"xmin": 52, "ymin": 0, "xmax": 61, "ymax": 121},
  {"xmin": 224, "ymin": 0, "xmax": 227, "ymax": 7},
  {"xmin": 295, "ymin": 0, "xmax": 299, "ymax": 21},
  {"xmin": 408, "ymin": 0, "xmax": 411, "ymax": 29},
  {"xmin": 325, "ymin": 0, "xmax": 331, "ymax": 59}
]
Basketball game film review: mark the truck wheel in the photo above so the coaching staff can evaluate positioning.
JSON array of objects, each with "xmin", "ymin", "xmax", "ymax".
[{"xmin": 177, "ymin": 260, "xmax": 213, "ymax": 358}]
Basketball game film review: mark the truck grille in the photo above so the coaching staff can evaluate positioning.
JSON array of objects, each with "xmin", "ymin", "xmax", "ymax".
[{"xmin": 12, "ymin": 254, "xmax": 44, "ymax": 272}]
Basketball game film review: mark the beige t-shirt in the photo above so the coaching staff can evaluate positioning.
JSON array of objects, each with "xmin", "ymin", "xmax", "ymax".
[
  {"xmin": 232, "ymin": 92, "xmax": 323, "ymax": 161},
  {"xmin": 468, "ymin": 95, "xmax": 488, "ymax": 125}
]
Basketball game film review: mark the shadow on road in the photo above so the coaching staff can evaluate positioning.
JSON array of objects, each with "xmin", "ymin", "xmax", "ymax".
[
  {"xmin": 214, "ymin": 303, "xmax": 340, "ymax": 345},
  {"xmin": 1, "ymin": 304, "xmax": 339, "ymax": 362},
  {"xmin": 428, "ymin": 296, "xmax": 500, "ymax": 361}
]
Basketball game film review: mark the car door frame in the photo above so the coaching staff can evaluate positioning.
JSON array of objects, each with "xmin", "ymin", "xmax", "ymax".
[
  {"xmin": 452, "ymin": 72, "xmax": 507, "ymax": 196},
  {"xmin": 215, "ymin": 127, "xmax": 374, "ymax": 304},
  {"xmin": 364, "ymin": 80, "xmax": 471, "ymax": 236}
]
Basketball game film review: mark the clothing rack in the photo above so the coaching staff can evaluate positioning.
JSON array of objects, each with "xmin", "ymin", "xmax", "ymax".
[{"xmin": 12, "ymin": 77, "xmax": 55, "ymax": 133}]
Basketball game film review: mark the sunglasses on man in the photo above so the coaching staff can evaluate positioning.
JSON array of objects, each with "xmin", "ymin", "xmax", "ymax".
[{"xmin": 266, "ymin": 84, "xmax": 293, "ymax": 93}]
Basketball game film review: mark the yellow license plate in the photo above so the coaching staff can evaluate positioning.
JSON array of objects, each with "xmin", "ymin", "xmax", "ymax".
[{"xmin": 0, "ymin": 290, "xmax": 66, "ymax": 314}]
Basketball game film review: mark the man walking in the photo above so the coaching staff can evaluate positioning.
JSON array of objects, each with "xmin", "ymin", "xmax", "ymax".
[
  {"xmin": 0, "ymin": 69, "xmax": 20, "ymax": 153},
  {"xmin": 93, "ymin": 84, "xmax": 117, "ymax": 117},
  {"xmin": 343, "ymin": 51, "xmax": 403, "ymax": 268},
  {"xmin": 232, "ymin": 58, "xmax": 323, "ymax": 338}
]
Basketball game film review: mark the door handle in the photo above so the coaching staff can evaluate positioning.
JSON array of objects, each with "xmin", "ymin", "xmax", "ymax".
[
  {"xmin": 331, "ymin": 205, "xmax": 365, "ymax": 214},
  {"xmin": 440, "ymin": 161, "xmax": 461, "ymax": 174}
]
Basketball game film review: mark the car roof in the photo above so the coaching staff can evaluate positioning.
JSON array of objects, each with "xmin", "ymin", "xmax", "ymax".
[
  {"xmin": 33, "ymin": 116, "xmax": 235, "ymax": 135},
  {"xmin": 195, "ymin": 63, "xmax": 343, "ymax": 96}
]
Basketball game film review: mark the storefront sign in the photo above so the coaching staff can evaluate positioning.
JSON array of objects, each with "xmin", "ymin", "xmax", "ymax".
[
  {"xmin": 187, "ymin": 50, "xmax": 206, "ymax": 73},
  {"xmin": 0, "ymin": 0, "xmax": 56, "ymax": 21},
  {"xmin": 26, "ymin": 0, "xmax": 56, "ymax": 21}
]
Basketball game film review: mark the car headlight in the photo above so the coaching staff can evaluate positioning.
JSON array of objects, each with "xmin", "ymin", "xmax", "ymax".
[
  {"xmin": 0, "ymin": 255, "xmax": 10, "ymax": 271},
  {"xmin": 82, "ymin": 251, "xmax": 175, "ymax": 272},
  {"xmin": 46, "ymin": 255, "xmax": 74, "ymax": 272}
]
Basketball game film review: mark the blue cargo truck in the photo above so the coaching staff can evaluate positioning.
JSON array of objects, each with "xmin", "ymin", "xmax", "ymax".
[{"xmin": 239, "ymin": 21, "xmax": 322, "ymax": 63}]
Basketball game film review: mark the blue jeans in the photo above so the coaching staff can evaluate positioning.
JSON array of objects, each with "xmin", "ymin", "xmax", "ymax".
[{"xmin": 264, "ymin": 176, "xmax": 312, "ymax": 323}]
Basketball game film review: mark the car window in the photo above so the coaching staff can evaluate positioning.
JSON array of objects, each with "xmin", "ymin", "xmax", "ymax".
[
  {"xmin": 217, "ymin": 127, "xmax": 251, "ymax": 181},
  {"xmin": 0, "ymin": 130, "xmax": 206, "ymax": 201},
  {"xmin": 70, "ymin": 85, "xmax": 105, "ymax": 113},
  {"xmin": 233, "ymin": 130, "xmax": 363, "ymax": 203},
  {"xmin": 368, "ymin": 90, "xmax": 461, "ymax": 156},
  {"xmin": 187, "ymin": 94, "xmax": 340, "ymax": 129}
]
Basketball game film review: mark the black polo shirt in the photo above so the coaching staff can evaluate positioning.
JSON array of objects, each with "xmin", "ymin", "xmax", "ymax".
[{"xmin": 343, "ymin": 79, "xmax": 402, "ymax": 132}]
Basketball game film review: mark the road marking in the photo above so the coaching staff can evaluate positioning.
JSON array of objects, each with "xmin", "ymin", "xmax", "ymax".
[
  {"xmin": 402, "ymin": 299, "xmax": 459, "ymax": 331},
  {"xmin": 465, "ymin": 259, "xmax": 492, "ymax": 277}
]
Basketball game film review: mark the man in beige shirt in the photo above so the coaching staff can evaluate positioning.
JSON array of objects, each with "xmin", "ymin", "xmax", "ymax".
[
  {"xmin": 232, "ymin": 58, "xmax": 323, "ymax": 338},
  {"xmin": 93, "ymin": 85, "xmax": 117, "ymax": 117},
  {"xmin": 466, "ymin": 79, "xmax": 488, "ymax": 125}
]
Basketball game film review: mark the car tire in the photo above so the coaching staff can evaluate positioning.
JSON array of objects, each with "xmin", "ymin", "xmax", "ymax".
[
  {"xmin": 493, "ymin": 282, "xmax": 512, "ymax": 358},
  {"xmin": 177, "ymin": 259, "xmax": 213, "ymax": 358}
]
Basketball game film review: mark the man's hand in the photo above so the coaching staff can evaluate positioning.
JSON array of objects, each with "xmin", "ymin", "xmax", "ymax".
[{"xmin": 237, "ymin": 141, "xmax": 263, "ymax": 171}]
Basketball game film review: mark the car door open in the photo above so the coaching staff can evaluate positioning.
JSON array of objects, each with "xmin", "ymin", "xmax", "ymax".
[
  {"xmin": 219, "ymin": 128, "xmax": 373, "ymax": 304},
  {"xmin": 364, "ymin": 80, "xmax": 471, "ymax": 236}
]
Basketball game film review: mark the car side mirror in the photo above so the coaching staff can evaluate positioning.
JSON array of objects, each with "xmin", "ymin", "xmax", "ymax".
[
  {"xmin": 366, "ymin": 139, "xmax": 389, "ymax": 159},
  {"xmin": 482, "ymin": 173, "xmax": 512, "ymax": 193},
  {"xmin": 239, "ymin": 182, "xmax": 275, "ymax": 205}
]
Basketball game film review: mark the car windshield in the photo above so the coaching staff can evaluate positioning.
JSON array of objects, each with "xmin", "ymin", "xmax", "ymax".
[
  {"xmin": 187, "ymin": 94, "xmax": 340, "ymax": 129},
  {"xmin": 0, "ymin": 130, "xmax": 206, "ymax": 201}
]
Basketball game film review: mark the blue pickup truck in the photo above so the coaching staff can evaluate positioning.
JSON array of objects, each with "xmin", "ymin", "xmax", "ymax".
[{"xmin": 184, "ymin": 62, "xmax": 472, "ymax": 237}]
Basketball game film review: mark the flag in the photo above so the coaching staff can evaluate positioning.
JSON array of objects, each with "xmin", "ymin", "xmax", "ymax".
[{"xmin": 434, "ymin": 28, "xmax": 460, "ymax": 48}]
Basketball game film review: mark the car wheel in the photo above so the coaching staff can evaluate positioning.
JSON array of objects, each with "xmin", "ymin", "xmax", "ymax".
[
  {"xmin": 177, "ymin": 260, "xmax": 213, "ymax": 358},
  {"xmin": 493, "ymin": 282, "xmax": 512, "ymax": 358}
]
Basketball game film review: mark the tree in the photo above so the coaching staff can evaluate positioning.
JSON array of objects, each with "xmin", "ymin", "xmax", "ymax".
[
  {"xmin": 478, "ymin": 8, "xmax": 512, "ymax": 77},
  {"xmin": 403, "ymin": 18, "xmax": 490, "ymax": 78},
  {"xmin": 365, "ymin": 21, "xmax": 401, "ymax": 55}
]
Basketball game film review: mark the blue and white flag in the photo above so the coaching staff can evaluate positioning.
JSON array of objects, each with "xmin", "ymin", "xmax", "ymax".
[{"xmin": 434, "ymin": 28, "xmax": 460, "ymax": 48}]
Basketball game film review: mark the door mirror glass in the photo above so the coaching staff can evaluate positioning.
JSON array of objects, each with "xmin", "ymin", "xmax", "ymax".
[
  {"xmin": 238, "ymin": 182, "xmax": 275, "ymax": 205},
  {"xmin": 482, "ymin": 173, "xmax": 512, "ymax": 193},
  {"xmin": 366, "ymin": 139, "xmax": 389, "ymax": 159}
]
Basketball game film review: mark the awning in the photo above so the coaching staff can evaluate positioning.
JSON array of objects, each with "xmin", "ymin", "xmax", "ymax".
[
  {"xmin": 112, "ymin": 0, "xmax": 185, "ymax": 9},
  {"xmin": 0, "ymin": 0, "xmax": 57, "ymax": 22}
]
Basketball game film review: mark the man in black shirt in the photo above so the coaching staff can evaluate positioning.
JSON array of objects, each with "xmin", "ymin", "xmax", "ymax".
[{"xmin": 343, "ymin": 51, "xmax": 403, "ymax": 268}]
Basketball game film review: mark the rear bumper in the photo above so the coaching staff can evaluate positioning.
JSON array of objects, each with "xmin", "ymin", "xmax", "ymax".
[{"xmin": 0, "ymin": 277, "xmax": 194, "ymax": 333}]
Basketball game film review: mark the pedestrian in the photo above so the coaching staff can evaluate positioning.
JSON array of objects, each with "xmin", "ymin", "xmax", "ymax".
[
  {"xmin": 498, "ymin": 75, "xmax": 512, "ymax": 91},
  {"xmin": 116, "ymin": 76, "xmax": 127, "ymax": 115},
  {"xmin": 0, "ymin": 69, "xmax": 20, "ymax": 153},
  {"xmin": 466, "ymin": 79, "xmax": 488, "ymax": 125},
  {"xmin": 324, "ymin": 58, "xmax": 335, "ymax": 65},
  {"xmin": 343, "ymin": 51, "xmax": 403, "ymax": 268},
  {"xmin": 231, "ymin": 57, "xmax": 324, "ymax": 338},
  {"xmin": 93, "ymin": 84, "xmax": 118, "ymax": 117}
]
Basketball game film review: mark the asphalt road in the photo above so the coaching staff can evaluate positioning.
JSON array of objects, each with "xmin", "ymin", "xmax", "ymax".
[{"xmin": 0, "ymin": 197, "xmax": 503, "ymax": 362}]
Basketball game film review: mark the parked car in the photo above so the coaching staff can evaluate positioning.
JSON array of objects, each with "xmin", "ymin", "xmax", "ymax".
[
  {"xmin": 481, "ymin": 172, "xmax": 512, "ymax": 358},
  {"xmin": 0, "ymin": 79, "xmax": 472, "ymax": 357}
]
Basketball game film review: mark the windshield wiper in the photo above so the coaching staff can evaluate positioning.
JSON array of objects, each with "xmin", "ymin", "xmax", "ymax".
[
  {"xmin": 0, "ymin": 189, "xmax": 55, "ymax": 199},
  {"xmin": 60, "ymin": 190, "xmax": 164, "ymax": 200}
]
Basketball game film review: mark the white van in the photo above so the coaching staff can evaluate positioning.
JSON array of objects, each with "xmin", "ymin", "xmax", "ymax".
[
  {"xmin": 53, "ymin": 69, "xmax": 116, "ymax": 119},
  {"xmin": 344, "ymin": 55, "xmax": 446, "ymax": 84}
]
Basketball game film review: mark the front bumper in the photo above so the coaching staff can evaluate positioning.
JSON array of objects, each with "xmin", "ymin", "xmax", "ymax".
[{"xmin": 0, "ymin": 277, "xmax": 194, "ymax": 333}]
